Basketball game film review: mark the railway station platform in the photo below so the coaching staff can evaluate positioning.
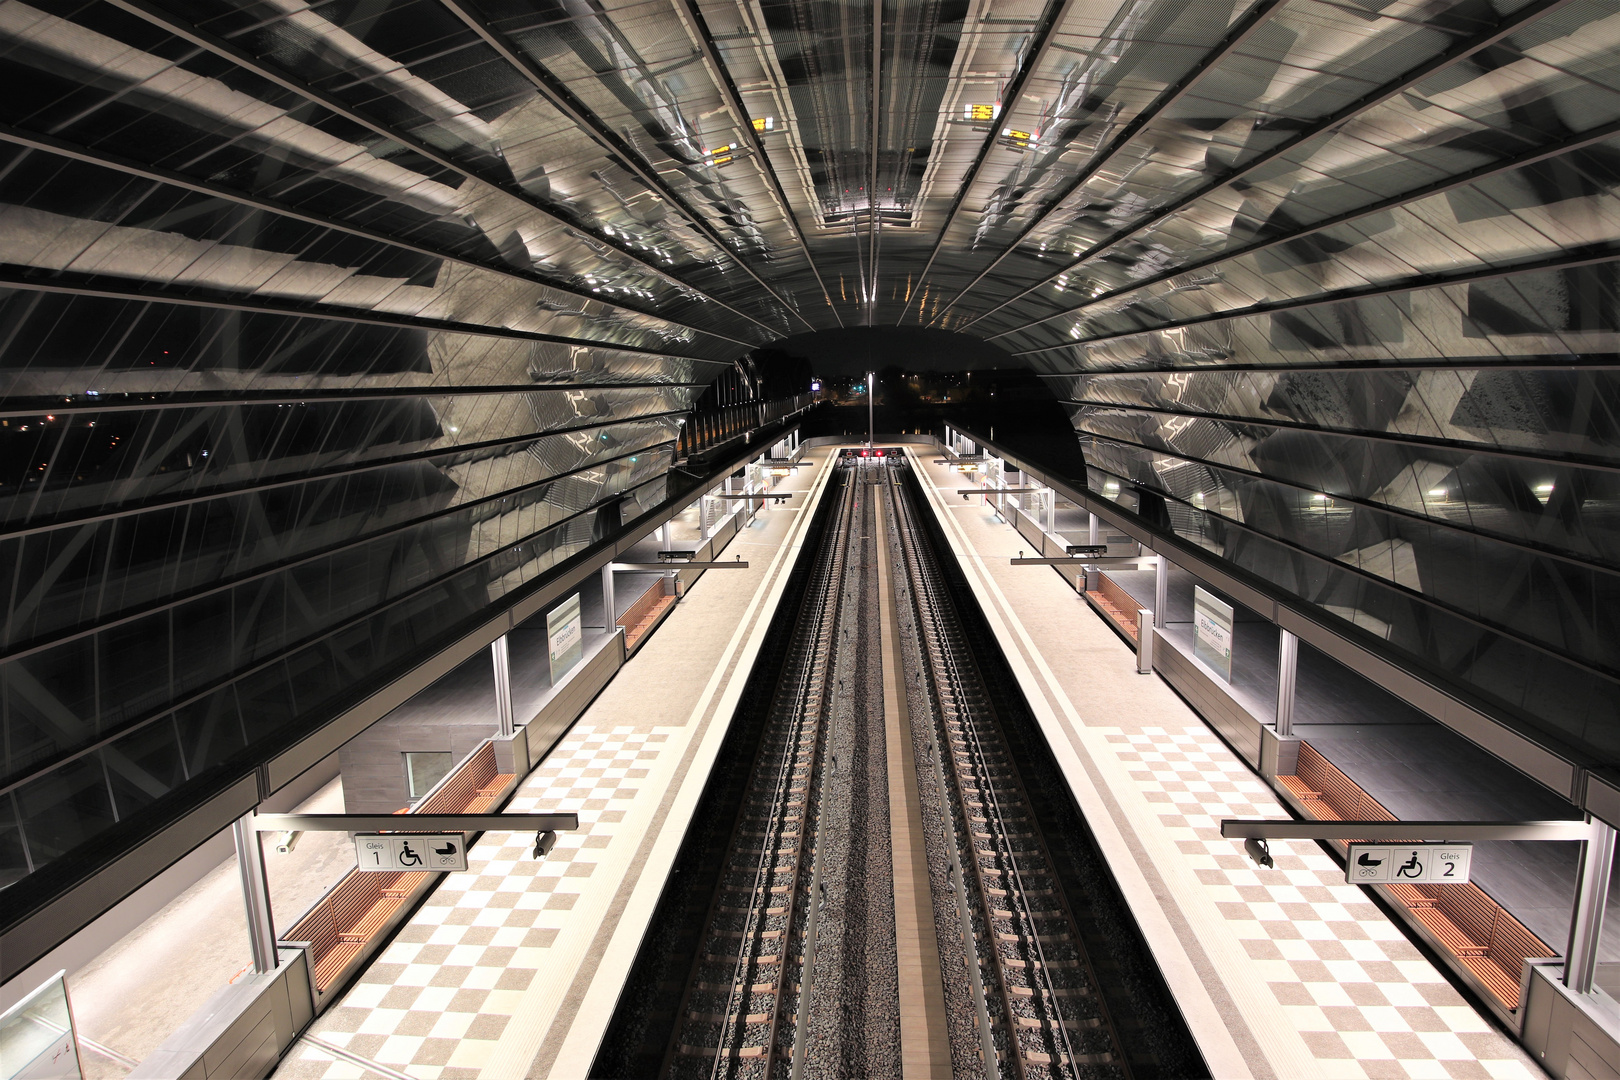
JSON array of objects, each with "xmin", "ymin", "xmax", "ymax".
[
  {"xmin": 909, "ymin": 447, "xmax": 1541, "ymax": 1079},
  {"xmin": 271, "ymin": 449, "xmax": 834, "ymax": 1080},
  {"xmin": 263, "ymin": 441, "xmax": 1544, "ymax": 1080}
]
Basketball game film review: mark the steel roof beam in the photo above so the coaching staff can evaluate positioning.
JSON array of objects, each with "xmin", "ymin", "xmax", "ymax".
[
  {"xmin": 1078, "ymin": 445, "xmax": 1620, "ymax": 685},
  {"xmin": 0, "ymin": 384, "xmax": 709, "ymax": 420},
  {"xmin": 1070, "ymin": 419, "xmax": 1620, "ymax": 570},
  {"xmin": 0, "ymin": 269, "xmax": 743, "ymax": 359},
  {"xmin": 675, "ymin": 0, "xmax": 843, "ymax": 326},
  {"xmin": 980, "ymin": 110, "xmax": 1620, "ymax": 338},
  {"xmin": 892, "ymin": 0, "xmax": 1077, "ymax": 325},
  {"xmin": 0, "ymin": 434, "xmax": 680, "ymax": 663},
  {"xmin": 926, "ymin": 0, "xmax": 1287, "ymax": 326},
  {"xmin": 972, "ymin": 0, "xmax": 1580, "ymax": 337},
  {"xmin": 0, "ymin": 122, "xmax": 759, "ymax": 347},
  {"xmin": 95, "ymin": 0, "xmax": 777, "ymax": 339},
  {"xmin": 1011, "ymin": 244, "xmax": 1620, "ymax": 355},
  {"xmin": 432, "ymin": 0, "xmax": 817, "ymax": 333}
]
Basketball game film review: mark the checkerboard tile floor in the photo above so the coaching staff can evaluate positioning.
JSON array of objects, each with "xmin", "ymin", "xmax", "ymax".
[
  {"xmin": 274, "ymin": 724, "xmax": 675, "ymax": 1080},
  {"xmin": 1106, "ymin": 725, "xmax": 1539, "ymax": 1080}
]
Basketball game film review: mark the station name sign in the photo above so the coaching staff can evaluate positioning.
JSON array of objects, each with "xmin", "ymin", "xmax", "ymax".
[
  {"xmin": 355, "ymin": 833, "xmax": 469, "ymax": 872},
  {"xmin": 1345, "ymin": 842, "xmax": 1472, "ymax": 885}
]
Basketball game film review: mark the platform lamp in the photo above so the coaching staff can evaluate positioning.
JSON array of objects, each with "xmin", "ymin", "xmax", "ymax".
[{"xmin": 867, "ymin": 369, "xmax": 875, "ymax": 446}]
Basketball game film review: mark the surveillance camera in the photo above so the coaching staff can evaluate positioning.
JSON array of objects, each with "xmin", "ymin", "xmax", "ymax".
[
  {"xmin": 275, "ymin": 830, "xmax": 300, "ymax": 854},
  {"xmin": 1244, "ymin": 837, "xmax": 1273, "ymax": 869},
  {"xmin": 533, "ymin": 830, "xmax": 558, "ymax": 859}
]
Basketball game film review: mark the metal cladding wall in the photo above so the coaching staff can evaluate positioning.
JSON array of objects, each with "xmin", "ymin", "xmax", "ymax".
[{"xmin": 1, "ymin": 0, "xmax": 1618, "ymax": 968}]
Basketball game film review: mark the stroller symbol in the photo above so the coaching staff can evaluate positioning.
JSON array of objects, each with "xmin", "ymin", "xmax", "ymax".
[
  {"xmin": 1396, "ymin": 852, "xmax": 1423, "ymax": 878},
  {"xmin": 434, "ymin": 841, "xmax": 458, "ymax": 856},
  {"xmin": 398, "ymin": 840, "xmax": 423, "ymax": 866}
]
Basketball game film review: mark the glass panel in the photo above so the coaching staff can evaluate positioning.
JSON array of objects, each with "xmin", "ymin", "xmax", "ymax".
[{"xmin": 404, "ymin": 751, "xmax": 453, "ymax": 800}]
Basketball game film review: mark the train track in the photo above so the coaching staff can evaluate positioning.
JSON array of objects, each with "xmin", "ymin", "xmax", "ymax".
[
  {"xmin": 659, "ymin": 453, "xmax": 1132, "ymax": 1080},
  {"xmin": 887, "ymin": 462, "xmax": 1128, "ymax": 1080},
  {"xmin": 666, "ymin": 460, "xmax": 861, "ymax": 1078}
]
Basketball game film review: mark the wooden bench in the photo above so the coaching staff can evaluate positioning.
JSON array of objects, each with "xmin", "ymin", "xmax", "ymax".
[
  {"xmin": 1276, "ymin": 775, "xmax": 1323, "ymax": 805},
  {"xmin": 311, "ymin": 941, "xmax": 363, "ymax": 989},
  {"xmin": 281, "ymin": 741, "xmax": 515, "ymax": 990},
  {"xmin": 1278, "ymin": 741, "xmax": 1553, "ymax": 1009},
  {"xmin": 1385, "ymin": 883, "xmax": 1434, "ymax": 909},
  {"xmin": 1084, "ymin": 573, "xmax": 1140, "ymax": 642}
]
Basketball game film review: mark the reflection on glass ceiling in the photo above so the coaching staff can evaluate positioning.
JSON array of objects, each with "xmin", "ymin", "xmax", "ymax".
[{"xmin": 3, "ymin": 0, "xmax": 1620, "ymax": 888}]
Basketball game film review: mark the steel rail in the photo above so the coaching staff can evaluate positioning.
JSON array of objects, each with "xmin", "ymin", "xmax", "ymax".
[
  {"xmin": 668, "ymin": 463, "xmax": 851, "ymax": 1076},
  {"xmin": 898, "ymin": 496, "xmax": 1036, "ymax": 1078},
  {"xmin": 890, "ymin": 459, "xmax": 1126, "ymax": 1078}
]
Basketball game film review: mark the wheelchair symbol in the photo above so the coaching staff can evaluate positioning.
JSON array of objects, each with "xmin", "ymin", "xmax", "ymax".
[
  {"xmin": 398, "ymin": 840, "xmax": 423, "ymax": 867},
  {"xmin": 1395, "ymin": 852, "xmax": 1423, "ymax": 878}
]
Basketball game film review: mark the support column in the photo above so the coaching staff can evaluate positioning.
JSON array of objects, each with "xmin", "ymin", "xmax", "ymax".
[
  {"xmin": 491, "ymin": 635, "xmax": 514, "ymax": 737},
  {"xmin": 1275, "ymin": 630, "xmax": 1299, "ymax": 737},
  {"xmin": 1154, "ymin": 553, "xmax": 1168, "ymax": 630},
  {"xmin": 1137, "ymin": 610, "xmax": 1154, "ymax": 674},
  {"xmin": 1046, "ymin": 489, "xmax": 1056, "ymax": 534},
  {"xmin": 601, "ymin": 565, "xmax": 617, "ymax": 635},
  {"xmin": 661, "ymin": 520, "xmax": 672, "ymax": 550},
  {"xmin": 1088, "ymin": 512, "xmax": 1099, "ymax": 548},
  {"xmin": 234, "ymin": 815, "xmax": 277, "ymax": 974},
  {"xmin": 1567, "ymin": 821, "xmax": 1617, "ymax": 993}
]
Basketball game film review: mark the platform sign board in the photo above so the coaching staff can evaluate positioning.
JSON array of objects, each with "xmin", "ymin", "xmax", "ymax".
[
  {"xmin": 1193, "ymin": 586, "xmax": 1234, "ymax": 682},
  {"xmin": 1346, "ymin": 843, "xmax": 1472, "ymax": 885},
  {"xmin": 355, "ymin": 833, "xmax": 468, "ymax": 872},
  {"xmin": 547, "ymin": 592, "xmax": 583, "ymax": 683},
  {"xmin": 0, "ymin": 972, "xmax": 82, "ymax": 1079}
]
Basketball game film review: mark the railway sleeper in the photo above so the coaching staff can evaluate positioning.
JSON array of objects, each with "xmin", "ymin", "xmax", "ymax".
[
  {"xmin": 1008, "ymin": 986, "xmax": 1091, "ymax": 999},
  {"xmin": 1017, "ymin": 1016, "xmax": 1104, "ymax": 1031},
  {"xmin": 686, "ymin": 1012, "xmax": 771, "ymax": 1025},
  {"xmin": 1024, "ymin": 1051, "xmax": 1114, "ymax": 1066},
  {"xmin": 674, "ymin": 1044, "xmax": 769, "ymax": 1059}
]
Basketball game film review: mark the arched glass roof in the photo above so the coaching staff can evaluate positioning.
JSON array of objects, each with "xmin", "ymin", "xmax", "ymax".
[{"xmin": 2, "ymin": 0, "xmax": 1618, "ymax": 923}]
